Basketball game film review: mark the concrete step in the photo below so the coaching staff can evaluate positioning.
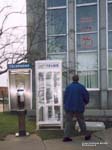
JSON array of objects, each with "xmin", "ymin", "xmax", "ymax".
[{"xmin": 75, "ymin": 121, "xmax": 105, "ymax": 131}]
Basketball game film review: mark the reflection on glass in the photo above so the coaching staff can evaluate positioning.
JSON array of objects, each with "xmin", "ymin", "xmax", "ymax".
[
  {"xmin": 39, "ymin": 106, "xmax": 44, "ymax": 121},
  {"xmin": 46, "ymin": 72, "xmax": 52, "ymax": 103},
  {"xmin": 46, "ymin": 72, "xmax": 52, "ymax": 80},
  {"xmin": 62, "ymin": 72, "xmax": 67, "ymax": 89},
  {"xmin": 108, "ymin": 70, "xmax": 112, "ymax": 88},
  {"xmin": 108, "ymin": 31, "xmax": 112, "ymax": 50},
  {"xmin": 48, "ymin": 106, "xmax": 52, "ymax": 120},
  {"xmin": 77, "ymin": 33, "xmax": 97, "ymax": 51},
  {"xmin": 47, "ymin": 9, "xmax": 66, "ymax": 35},
  {"xmin": 38, "ymin": 72, "xmax": 44, "ymax": 103},
  {"xmin": 48, "ymin": 54, "xmax": 67, "ymax": 67},
  {"xmin": 38, "ymin": 89, "xmax": 44, "ymax": 103},
  {"xmin": 54, "ymin": 72, "xmax": 60, "ymax": 104},
  {"xmin": 54, "ymin": 72, "xmax": 60, "ymax": 87},
  {"xmin": 77, "ymin": 52, "xmax": 98, "ymax": 70},
  {"xmin": 76, "ymin": 0, "xmax": 97, "ymax": 4},
  {"xmin": 108, "ymin": 51, "xmax": 112, "ymax": 68},
  {"xmin": 78, "ymin": 70, "xmax": 98, "ymax": 88},
  {"xmin": 54, "ymin": 106, "xmax": 60, "ymax": 121},
  {"xmin": 39, "ymin": 72, "xmax": 44, "ymax": 81},
  {"xmin": 47, "ymin": 0, "xmax": 66, "ymax": 7},
  {"xmin": 54, "ymin": 95, "xmax": 58, "ymax": 104},
  {"xmin": 77, "ymin": 5, "xmax": 97, "ymax": 32},
  {"xmin": 46, "ymin": 88, "xmax": 52, "ymax": 103},
  {"xmin": 47, "ymin": 36, "xmax": 67, "ymax": 53},
  {"xmin": 108, "ymin": 3, "xmax": 112, "ymax": 88},
  {"xmin": 108, "ymin": 3, "xmax": 112, "ymax": 30}
]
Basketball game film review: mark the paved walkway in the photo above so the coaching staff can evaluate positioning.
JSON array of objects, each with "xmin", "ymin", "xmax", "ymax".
[{"xmin": 0, "ymin": 128, "xmax": 112, "ymax": 150}]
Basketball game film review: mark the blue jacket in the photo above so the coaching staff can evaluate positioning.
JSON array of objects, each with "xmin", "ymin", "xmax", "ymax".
[{"xmin": 64, "ymin": 82, "xmax": 89, "ymax": 113}]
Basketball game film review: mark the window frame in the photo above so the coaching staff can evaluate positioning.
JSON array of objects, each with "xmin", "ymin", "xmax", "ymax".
[
  {"xmin": 75, "ymin": 0, "xmax": 99, "ymax": 90},
  {"xmin": 47, "ymin": 8, "xmax": 67, "ymax": 35},
  {"xmin": 45, "ymin": 0, "xmax": 68, "ymax": 68},
  {"xmin": 76, "ymin": 0, "xmax": 97, "ymax": 5},
  {"xmin": 47, "ymin": 0, "xmax": 66, "ymax": 8},
  {"xmin": 107, "ymin": 0, "xmax": 112, "ymax": 89}
]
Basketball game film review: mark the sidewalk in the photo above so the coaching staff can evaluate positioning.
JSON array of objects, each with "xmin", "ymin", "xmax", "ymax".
[{"xmin": 0, "ymin": 128, "xmax": 112, "ymax": 150}]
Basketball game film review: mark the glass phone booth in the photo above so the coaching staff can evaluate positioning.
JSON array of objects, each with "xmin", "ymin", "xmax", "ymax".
[{"xmin": 35, "ymin": 60, "xmax": 63, "ymax": 129}]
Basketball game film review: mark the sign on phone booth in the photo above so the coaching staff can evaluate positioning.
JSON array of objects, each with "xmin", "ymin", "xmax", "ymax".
[
  {"xmin": 35, "ymin": 60, "xmax": 63, "ymax": 129},
  {"xmin": 8, "ymin": 64, "xmax": 32, "ymax": 111}
]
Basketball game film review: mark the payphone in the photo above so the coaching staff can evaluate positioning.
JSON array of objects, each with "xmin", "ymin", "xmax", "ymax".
[
  {"xmin": 16, "ymin": 86, "xmax": 26, "ymax": 136},
  {"xmin": 8, "ymin": 64, "xmax": 32, "ymax": 111},
  {"xmin": 17, "ymin": 85, "xmax": 25, "ymax": 109},
  {"xmin": 8, "ymin": 64, "xmax": 32, "ymax": 136}
]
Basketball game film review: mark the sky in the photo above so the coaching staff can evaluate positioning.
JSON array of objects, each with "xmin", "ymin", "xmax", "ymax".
[{"xmin": 0, "ymin": 0, "xmax": 26, "ymax": 86}]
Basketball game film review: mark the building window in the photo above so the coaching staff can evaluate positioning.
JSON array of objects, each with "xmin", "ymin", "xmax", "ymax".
[
  {"xmin": 76, "ymin": 5, "xmax": 97, "ymax": 32},
  {"xmin": 47, "ymin": 36, "xmax": 67, "ymax": 53},
  {"xmin": 48, "ymin": 54, "xmax": 67, "ymax": 67},
  {"xmin": 76, "ymin": 0, "xmax": 97, "ymax": 5},
  {"xmin": 47, "ymin": 0, "xmax": 66, "ymax": 7},
  {"xmin": 47, "ymin": 9, "xmax": 66, "ymax": 35},
  {"xmin": 77, "ymin": 33, "xmax": 98, "ymax": 51},
  {"xmin": 46, "ymin": 0, "xmax": 67, "ymax": 67},
  {"xmin": 108, "ymin": 1, "xmax": 112, "ymax": 88},
  {"xmin": 76, "ymin": 0, "xmax": 98, "ymax": 88}
]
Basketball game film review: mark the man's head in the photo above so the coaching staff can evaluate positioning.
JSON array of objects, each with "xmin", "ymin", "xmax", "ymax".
[{"xmin": 72, "ymin": 74, "xmax": 79, "ymax": 82}]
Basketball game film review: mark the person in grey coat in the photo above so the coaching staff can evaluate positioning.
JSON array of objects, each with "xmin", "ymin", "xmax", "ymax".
[{"xmin": 63, "ymin": 74, "xmax": 91, "ymax": 142}]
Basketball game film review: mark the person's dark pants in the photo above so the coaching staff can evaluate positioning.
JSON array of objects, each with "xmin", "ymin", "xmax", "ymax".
[{"xmin": 64, "ymin": 111, "xmax": 89, "ymax": 138}]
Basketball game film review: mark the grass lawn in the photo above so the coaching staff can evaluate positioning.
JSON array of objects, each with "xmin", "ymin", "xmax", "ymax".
[
  {"xmin": 0, "ymin": 112, "xmax": 36, "ymax": 140},
  {"xmin": 0, "ymin": 112, "xmax": 82, "ymax": 141},
  {"xmin": 37, "ymin": 129, "xmax": 64, "ymax": 140},
  {"xmin": 0, "ymin": 112, "xmax": 65, "ymax": 141}
]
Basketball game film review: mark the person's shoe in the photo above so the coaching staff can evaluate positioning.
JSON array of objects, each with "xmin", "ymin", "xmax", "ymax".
[
  {"xmin": 63, "ymin": 137, "xmax": 72, "ymax": 142},
  {"xmin": 85, "ymin": 135, "xmax": 91, "ymax": 140}
]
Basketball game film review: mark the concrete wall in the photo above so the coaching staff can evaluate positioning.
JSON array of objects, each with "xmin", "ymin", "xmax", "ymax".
[
  {"xmin": 26, "ymin": 0, "xmax": 46, "ymax": 108},
  {"xmin": 26, "ymin": 0, "xmax": 46, "ymax": 63},
  {"xmin": 68, "ymin": 0, "xmax": 76, "ymax": 83},
  {"xmin": 99, "ymin": 0, "xmax": 108, "ymax": 109}
]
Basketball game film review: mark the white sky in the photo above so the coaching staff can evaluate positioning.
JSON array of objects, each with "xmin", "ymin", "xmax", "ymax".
[{"xmin": 0, "ymin": 0, "xmax": 26, "ymax": 86}]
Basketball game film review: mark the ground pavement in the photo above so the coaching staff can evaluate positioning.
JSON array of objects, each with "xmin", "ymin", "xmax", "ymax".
[{"xmin": 0, "ymin": 128, "xmax": 112, "ymax": 150}]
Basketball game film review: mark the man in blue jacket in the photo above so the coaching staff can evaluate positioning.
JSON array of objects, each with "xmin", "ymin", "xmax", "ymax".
[{"xmin": 63, "ymin": 74, "xmax": 91, "ymax": 142}]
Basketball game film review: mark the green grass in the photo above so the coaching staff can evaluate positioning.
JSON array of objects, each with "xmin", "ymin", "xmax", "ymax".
[
  {"xmin": 0, "ymin": 112, "xmax": 64, "ymax": 141},
  {"xmin": 37, "ymin": 129, "xmax": 64, "ymax": 140},
  {"xmin": 37, "ymin": 129, "xmax": 83, "ymax": 140},
  {"xmin": 0, "ymin": 112, "xmax": 65, "ymax": 141},
  {"xmin": 0, "ymin": 112, "xmax": 82, "ymax": 141},
  {"xmin": 0, "ymin": 112, "xmax": 36, "ymax": 140}
]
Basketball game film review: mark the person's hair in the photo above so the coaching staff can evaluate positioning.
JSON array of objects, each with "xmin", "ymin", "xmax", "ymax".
[{"xmin": 72, "ymin": 74, "xmax": 79, "ymax": 82}]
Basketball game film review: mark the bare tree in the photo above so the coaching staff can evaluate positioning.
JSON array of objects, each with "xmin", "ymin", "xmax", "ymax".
[
  {"xmin": 0, "ymin": 0, "xmax": 46, "ymax": 76},
  {"xmin": 0, "ymin": 0, "xmax": 74, "ymax": 86},
  {"xmin": 26, "ymin": 0, "xmax": 46, "ymax": 64},
  {"xmin": 0, "ymin": 4, "xmax": 27, "ymax": 75}
]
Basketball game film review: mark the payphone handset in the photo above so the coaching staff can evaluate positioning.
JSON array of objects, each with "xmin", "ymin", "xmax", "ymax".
[{"xmin": 17, "ymin": 84, "xmax": 25, "ymax": 109}]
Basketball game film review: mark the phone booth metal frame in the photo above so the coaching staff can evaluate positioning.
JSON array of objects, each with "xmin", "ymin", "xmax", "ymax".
[{"xmin": 8, "ymin": 64, "xmax": 32, "ymax": 111}]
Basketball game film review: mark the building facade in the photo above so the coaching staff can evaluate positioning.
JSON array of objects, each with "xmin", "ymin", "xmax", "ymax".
[{"xmin": 27, "ymin": 0, "xmax": 112, "ymax": 116}]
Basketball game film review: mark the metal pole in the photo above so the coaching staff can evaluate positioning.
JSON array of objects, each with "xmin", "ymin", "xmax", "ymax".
[
  {"xmin": 1, "ymin": 90, "xmax": 4, "ymax": 112},
  {"xmin": 16, "ymin": 95, "xmax": 26, "ymax": 136},
  {"xmin": 18, "ymin": 109, "xmax": 26, "ymax": 136}
]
